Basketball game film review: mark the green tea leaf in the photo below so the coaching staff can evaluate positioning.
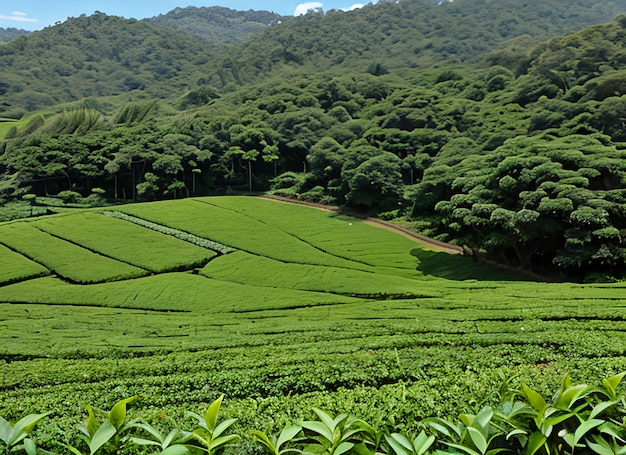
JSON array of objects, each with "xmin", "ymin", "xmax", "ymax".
[
  {"xmin": 334, "ymin": 441, "xmax": 354, "ymax": 455},
  {"xmin": 385, "ymin": 433, "xmax": 412, "ymax": 455},
  {"xmin": 423, "ymin": 417, "xmax": 462, "ymax": 439},
  {"xmin": 208, "ymin": 433, "xmax": 241, "ymax": 452},
  {"xmin": 131, "ymin": 436, "xmax": 162, "ymax": 447},
  {"xmin": 205, "ymin": 395, "xmax": 224, "ymax": 432},
  {"xmin": 524, "ymin": 432, "xmax": 546, "ymax": 455},
  {"xmin": 301, "ymin": 420, "xmax": 334, "ymax": 443},
  {"xmin": 554, "ymin": 384, "xmax": 588, "ymax": 409},
  {"xmin": 213, "ymin": 418, "xmax": 237, "ymax": 439},
  {"xmin": 522, "ymin": 385, "xmax": 546, "ymax": 412},
  {"xmin": 160, "ymin": 445, "xmax": 192, "ymax": 455},
  {"xmin": 251, "ymin": 430, "xmax": 277, "ymax": 455},
  {"xmin": 602, "ymin": 372, "xmax": 626, "ymax": 400},
  {"xmin": 86, "ymin": 407, "xmax": 98, "ymax": 438},
  {"xmin": 474, "ymin": 406, "xmax": 493, "ymax": 434},
  {"xmin": 89, "ymin": 419, "xmax": 116, "ymax": 455},
  {"xmin": 163, "ymin": 429, "xmax": 183, "ymax": 448},
  {"xmin": 108, "ymin": 396, "xmax": 137, "ymax": 430},
  {"xmin": 573, "ymin": 419, "xmax": 604, "ymax": 445},
  {"xmin": 590, "ymin": 400, "xmax": 617, "ymax": 419},
  {"xmin": 23, "ymin": 437, "xmax": 37, "ymax": 455},
  {"xmin": 0, "ymin": 415, "xmax": 14, "ymax": 445},
  {"xmin": 467, "ymin": 426, "xmax": 488, "ymax": 455},
  {"xmin": 413, "ymin": 432, "xmax": 436, "ymax": 455},
  {"xmin": 445, "ymin": 441, "xmax": 482, "ymax": 455},
  {"xmin": 7, "ymin": 413, "xmax": 49, "ymax": 446},
  {"xmin": 586, "ymin": 438, "xmax": 614, "ymax": 455},
  {"xmin": 276, "ymin": 425, "xmax": 302, "ymax": 450}
]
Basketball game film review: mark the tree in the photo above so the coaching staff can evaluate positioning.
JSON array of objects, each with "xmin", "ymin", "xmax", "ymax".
[
  {"xmin": 308, "ymin": 137, "xmax": 345, "ymax": 181},
  {"xmin": 424, "ymin": 133, "xmax": 626, "ymax": 277},
  {"xmin": 104, "ymin": 153, "xmax": 132, "ymax": 200},
  {"xmin": 240, "ymin": 149, "xmax": 259, "ymax": 192},
  {"xmin": 346, "ymin": 152, "xmax": 403, "ymax": 213}
]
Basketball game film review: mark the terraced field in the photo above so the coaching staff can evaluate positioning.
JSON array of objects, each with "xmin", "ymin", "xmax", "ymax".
[{"xmin": 1, "ymin": 196, "xmax": 625, "ymax": 450}]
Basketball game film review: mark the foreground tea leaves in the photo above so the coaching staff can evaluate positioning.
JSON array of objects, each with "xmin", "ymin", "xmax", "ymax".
[
  {"xmin": 250, "ymin": 424, "xmax": 303, "ymax": 455},
  {"xmin": 184, "ymin": 394, "xmax": 241, "ymax": 454},
  {"xmin": 424, "ymin": 406, "xmax": 506, "ymax": 455},
  {"xmin": 384, "ymin": 431, "xmax": 435, "ymax": 455},
  {"xmin": 130, "ymin": 421, "xmax": 192, "ymax": 454},
  {"xmin": 299, "ymin": 408, "xmax": 374, "ymax": 455},
  {"xmin": 3, "ymin": 372, "xmax": 626, "ymax": 454},
  {"xmin": 64, "ymin": 396, "xmax": 138, "ymax": 455},
  {"xmin": 0, "ymin": 412, "xmax": 50, "ymax": 454}
]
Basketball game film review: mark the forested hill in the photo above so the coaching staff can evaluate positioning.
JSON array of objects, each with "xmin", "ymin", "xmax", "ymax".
[
  {"xmin": 0, "ymin": 13, "xmax": 219, "ymax": 117},
  {"xmin": 148, "ymin": 6, "xmax": 286, "ymax": 45},
  {"xmin": 2, "ymin": 0, "xmax": 626, "ymax": 116},
  {"xmin": 5, "ymin": 1, "xmax": 626, "ymax": 279},
  {"xmin": 0, "ymin": 27, "xmax": 29, "ymax": 43},
  {"xmin": 214, "ymin": 0, "xmax": 626, "ymax": 85}
]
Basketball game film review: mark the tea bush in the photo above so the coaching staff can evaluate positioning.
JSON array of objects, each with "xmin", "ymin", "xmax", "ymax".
[
  {"xmin": 33, "ymin": 212, "xmax": 218, "ymax": 273},
  {"xmin": 3, "ymin": 373, "xmax": 625, "ymax": 454},
  {"xmin": 0, "ymin": 222, "xmax": 147, "ymax": 283}
]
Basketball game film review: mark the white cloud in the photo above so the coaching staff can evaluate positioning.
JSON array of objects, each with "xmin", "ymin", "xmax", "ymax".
[
  {"xmin": 294, "ymin": 2, "xmax": 323, "ymax": 16},
  {"xmin": 0, "ymin": 11, "xmax": 38, "ymax": 23},
  {"xmin": 346, "ymin": 3, "xmax": 365, "ymax": 10}
]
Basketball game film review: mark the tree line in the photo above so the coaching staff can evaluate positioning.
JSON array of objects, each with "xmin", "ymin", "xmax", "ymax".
[{"xmin": 3, "ymin": 7, "xmax": 626, "ymax": 279}]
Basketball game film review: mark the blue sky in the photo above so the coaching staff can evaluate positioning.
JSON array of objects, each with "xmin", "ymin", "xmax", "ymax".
[{"xmin": 0, "ymin": 0, "xmax": 371, "ymax": 31}]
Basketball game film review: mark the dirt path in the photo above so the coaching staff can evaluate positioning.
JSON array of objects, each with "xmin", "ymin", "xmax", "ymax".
[
  {"xmin": 257, "ymin": 195, "xmax": 554, "ymax": 281},
  {"xmin": 257, "ymin": 195, "xmax": 463, "ymax": 254},
  {"xmin": 362, "ymin": 218, "xmax": 463, "ymax": 254}
]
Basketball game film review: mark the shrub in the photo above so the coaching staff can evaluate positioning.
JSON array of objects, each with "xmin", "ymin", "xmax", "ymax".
[{"xmin": 5, "ymin": 373, "xmax": 625, "ymax": 455}]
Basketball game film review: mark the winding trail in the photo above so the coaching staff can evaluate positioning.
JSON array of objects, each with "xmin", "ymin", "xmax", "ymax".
[
  {"xmin": 257, "ymin": 195, "xmax": 463, "ymax": 255},
  {"xmin": 258, "ymin": 195, "xmax": 552, "ymax": 282}
]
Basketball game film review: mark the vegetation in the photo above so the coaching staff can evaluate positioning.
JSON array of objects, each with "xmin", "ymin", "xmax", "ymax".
[
  {"xmin": 0, "ymin": 221, "xmax": 148, "ymax": 283},
  {"xmin": 31, "ymin": 212, "xmax": 217, "ymax": 273},
  {"xmin": 148, "ymin": 6, "xmax": 285, "ymax": 45},
  {"xmin": 0, "ymin": 27, "xmax": 29, "ymax": 43},
  {"xmin": 1, "ymin": 197, "xmax": 626, "ymax": 455},
  {"xmin": 0, "ymin": 13, "xmax": 219, "ymax": 116},
  {"xmin": 3, "ymin": 1, "xmax": 626, "ymax": 277},
  {"xmin": 4, "ymin": 2, "xmax": 626, "ymax": 453},
  {"xmin": 4, "ymin": 373, "xmax": 626, "ymax": 454}
]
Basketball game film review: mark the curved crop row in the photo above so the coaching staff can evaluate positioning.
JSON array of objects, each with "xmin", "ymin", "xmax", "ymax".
[
  {"xmin": 103, "ymin": 210, "xmax": 236, "ymax": 255},
  {"xmin": 0, "ymin": 222, "xmax": 147, "ymax": 284}
]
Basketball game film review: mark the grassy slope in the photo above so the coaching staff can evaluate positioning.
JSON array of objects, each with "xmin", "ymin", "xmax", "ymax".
[
  {"xmin": 32, "ymin": 212, "xmax": 217, "ymax": 273},
  {"xmin": 1, "ymin": 196, "xmax": 625, "ymax": 445}
]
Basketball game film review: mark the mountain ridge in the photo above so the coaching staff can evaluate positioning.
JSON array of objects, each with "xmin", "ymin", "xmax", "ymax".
[
  {"xmin": 2, "ymin": 0, "xmax": 626, "ymax": 115},
  {"xmin": 147, "ymin": 6, "xmax": 287, "ymax": 45},
  {"xmin": 0, "ymin": 27, "xmax": 30, "ymax": 43}
]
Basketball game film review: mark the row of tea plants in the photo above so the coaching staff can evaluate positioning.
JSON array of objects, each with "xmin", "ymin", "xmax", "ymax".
[{"xmin": 3, "ymin": 372, "xmax": 625, "ymax": 455}]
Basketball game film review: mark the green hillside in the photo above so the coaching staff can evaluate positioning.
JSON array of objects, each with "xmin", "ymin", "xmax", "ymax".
[
  {"xmin": 216, "ymin": 0, "xmax": 626, "ymax": 84},
  {"xmin": 0, "ymin": 196, "xmax": 521, "ymax": 354},
  {"xmin": 148, "ymin": 6, "xmax": 286, "ymax": 45},
  {"xmin": 2, "ymin": 0, "xmax": 626, "ymax": 116},
  {"xmin": 3, "ymin": 0, "xmax": 626, "ymax": 279},
  {"xmin": 0, "ymin": 13, "xmax": 220, "ymax": 116},
  {"xmin": 1, "ymin": 197, "xmax": 625, "ymax": 453}
]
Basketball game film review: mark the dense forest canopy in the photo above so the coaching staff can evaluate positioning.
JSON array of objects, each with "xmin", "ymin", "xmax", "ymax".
[
  {"xmin": 216, "ymin": 0, "xmax": 626, "ymax": 85},
  {"xmin": 0, "ymin": 13, "xmax": 221, "ymax": 117},
  {"xmin": 2, "ymin": 0, "xmax": 626, "ymax": 279},
  {"xmin": 148, "ymin": 6, "xmax": 286, "ymax": 45}
]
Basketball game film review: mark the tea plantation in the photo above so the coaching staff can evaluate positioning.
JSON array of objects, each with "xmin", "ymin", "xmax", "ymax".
[{"xmin": 1, "ymin": 196, "xmax": 625, "ymax": 453}]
